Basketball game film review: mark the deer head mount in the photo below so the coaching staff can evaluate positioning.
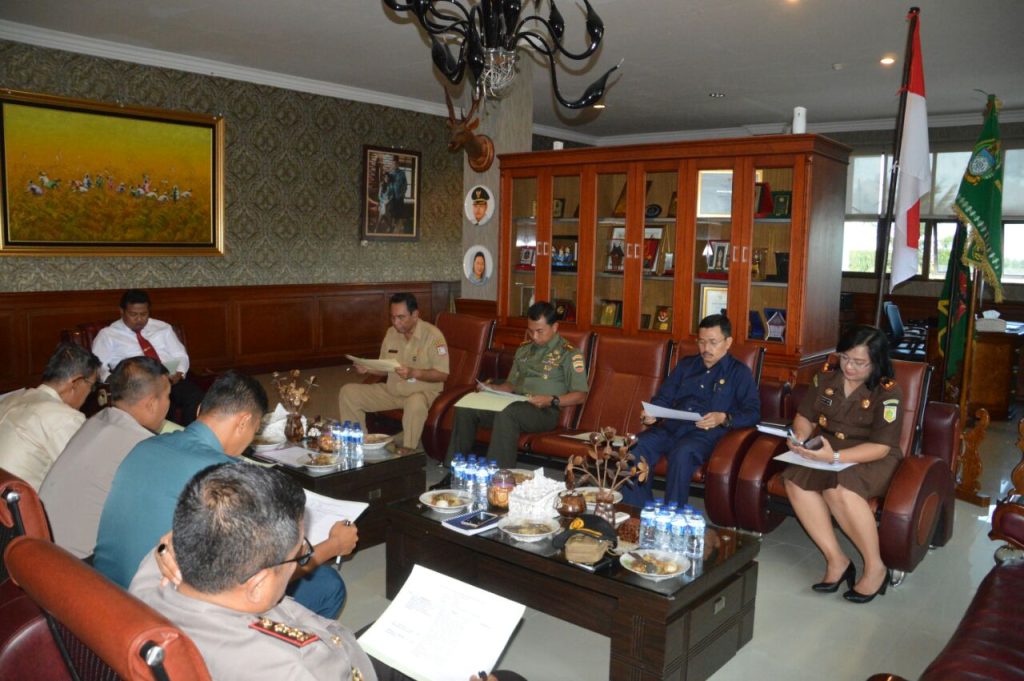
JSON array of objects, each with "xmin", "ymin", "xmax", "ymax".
[{"xmin": 444, "ymin": 88, "xmax": 495, "ymax": 173}]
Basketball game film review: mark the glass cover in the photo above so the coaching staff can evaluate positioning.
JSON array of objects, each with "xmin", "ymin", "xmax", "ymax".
[
  {"xmin": 692, "ymin": 170, "xmax": 734, "ymax": 334},
  {"xmin": 639, "ymin": 171, "xmax": 678, "ymax": 333},
  {"xmin": 550, "ymin": 175, "xmax": 581, "ymax": 324},
  {"xmin": 509, "ymin": 177, "xmax": 538, "ymax": 318},
  {"xmin": 747, "ymin": 167, "xmax": 793, "ymax": 343},
  {"xmin": 593, "ymin": 172, "xmax": 627, "ymax": 328}
]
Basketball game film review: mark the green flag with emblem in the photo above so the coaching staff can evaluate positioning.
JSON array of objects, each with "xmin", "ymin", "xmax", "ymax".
[
  {"xmin": 955, "ymin": 95, "xmax": 1004, "ymax": 302},
  {"xmin": 936, "ymin": 221, "xmax": 971, "ymax": 383}
]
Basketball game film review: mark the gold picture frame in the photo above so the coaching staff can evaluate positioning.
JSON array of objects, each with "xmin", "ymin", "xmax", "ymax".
[
  {"xmin": 699, "ymin": 283, "xmax": 729, "ymax": 321},
  {"xmin": 1, "ymin": 89, "xmax": 224, "ymax": 255}
]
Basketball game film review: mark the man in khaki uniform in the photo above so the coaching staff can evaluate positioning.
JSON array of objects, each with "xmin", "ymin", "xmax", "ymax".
[
  {"xmin": 338, "ymin": 293, "xmax": 449, "ymax": 454},
  {"xmin": 444, "ymin": 302, "xmax": 588, "ymax": 470}
]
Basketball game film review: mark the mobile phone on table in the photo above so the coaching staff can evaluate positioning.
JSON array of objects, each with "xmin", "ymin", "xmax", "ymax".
[{"xmin": 461, "ymin": 511, "xmax": 498, "ymax": 528}]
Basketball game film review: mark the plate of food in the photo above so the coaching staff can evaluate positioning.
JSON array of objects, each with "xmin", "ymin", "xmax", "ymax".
[
  {"xmin": 251, "ymin": 434, "xmax": 286, "ymax": 452},
  {"xmin": 619, "ymin": 550, "xmax": 689, "ymax": 581},
  {"xmin": 498, "ymin": 517, "xmax": 560, "ymax": 543},
  {"xmin": 303, "ymin": 452, "xmax": 340, "ymax": 471},
  {"xmin": 577, "ymin": 487, "xmax": 623, "ymax": 509},
  {"xmin": 509, "ymin": 468, "xmax": 535, "ymax": 485},
  {"xmin": 363, "ymin": 433, "xmax": 392, "ymax": 450},
  {"xmin": 419, "ymin": 489, "xmax": 471, "ymax": 513}
]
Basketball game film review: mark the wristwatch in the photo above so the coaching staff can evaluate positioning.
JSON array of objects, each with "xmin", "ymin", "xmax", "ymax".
[
  {"xmin": 722, "ymin": 413, "xmax": 733, "ymax": 428},
  {"xmin": 832, "ymin": 450, "xmax": 841, "ymax": 465},
  {"xmin": 550, "ymin": 395, "xmax": 560, "ymax": 408}
]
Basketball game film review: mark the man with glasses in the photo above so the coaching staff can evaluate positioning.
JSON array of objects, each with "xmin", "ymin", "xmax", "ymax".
[
  {"xmin": 338, "ymin": 292, "xmax": 449, "ymax": 455},
  {"xmin": 0, "ymin": 342, "xmax": 100, "ymax": 489},
  {"xmin": 95, "ymin": 371, "xmax": 356, "ymax": 619},
  {"xmin": 622, "ymin": 314, "xmax": 760, "ymax": 507},
  {"xmin": 132, "ymin": 463, "xmax": 523, "ymax": 681},
  {"xmin": 444, "ymin": 301, "xmax": 589, "ymax": 471}
]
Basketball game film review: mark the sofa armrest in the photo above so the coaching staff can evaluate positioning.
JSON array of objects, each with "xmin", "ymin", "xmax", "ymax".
[
  {"xmin": 421, "ymin": 384, "xmax": 476, "ymax": 462},
  {"xmin": 703, "ymin": 428, "xmax": 760, "ymax": 528},
  {"xmin": 879, "ymin": 455, "xmax": 956, "ymax": 572},
  {"xmin": 734, "ymin": 435, "xmax": 789, "ymax": 533}
]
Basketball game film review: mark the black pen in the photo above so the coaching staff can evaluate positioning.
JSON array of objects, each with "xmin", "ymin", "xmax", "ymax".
[{"xmin": 478, "ymin": 671, "xmax": 489, "ymax": 681}]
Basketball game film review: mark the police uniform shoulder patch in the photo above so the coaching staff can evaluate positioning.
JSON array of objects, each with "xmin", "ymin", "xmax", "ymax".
[
  {"xmin": 880, "ymin": 377, "xmax": 897, "ymax": 391},
  {"xmin": 251, "ymin": 617, "xmax": 320, "ymax": 647},
  {"xmin": 882, "ymin": 398, "xmax": 899, "ymax": 423},
  {"xmin": 435, "ymin": 340, "xmax": 447, "ymax": 356},
  {"xmin": 571, "ymin": 353, "xmax": 585, "ymax": 374}
]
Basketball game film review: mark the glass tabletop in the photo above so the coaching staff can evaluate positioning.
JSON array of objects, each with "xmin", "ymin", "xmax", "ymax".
[{"xmin": 389, "ymin": 498, "xmax": 761, "ymax": 595}]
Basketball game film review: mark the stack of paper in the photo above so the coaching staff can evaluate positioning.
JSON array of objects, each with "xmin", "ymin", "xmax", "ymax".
[
  {"xmin": 346, "ymin": 355, "xmax": 401, "ymax": 372},
  {"xmin": 302, "ymin": 489, "xmax": 368, "ymax": 544}
]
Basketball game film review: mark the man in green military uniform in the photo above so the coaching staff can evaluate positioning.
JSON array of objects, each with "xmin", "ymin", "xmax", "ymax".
[{"xmin": 445, "ymin": 301, "xmax": 589, "ymax": 470}]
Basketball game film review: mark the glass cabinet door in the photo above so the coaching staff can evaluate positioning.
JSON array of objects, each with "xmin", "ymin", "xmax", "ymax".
[
  {"xmin": 747, "ymin": 166, "xmax": 793, "ymax": 343},
  {"xmin": 638, "ymin": 170, "xmax": 678, "ymax": 333},
  {"xmin": 550, "ymin": 174, "xmax": 581, "ymax": 324},
  {"xmin": 508, "ymin": 177, "xmax": 538, "ymax": 319},
  {"xmin": 592, "ymin": 171, "xmax": 628, "ymax": 329},
  {"xmin": 692, "ymin": 169, "xmax": 734, "ymax": 333}
]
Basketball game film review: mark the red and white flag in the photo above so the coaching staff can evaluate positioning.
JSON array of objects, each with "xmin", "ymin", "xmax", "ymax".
[{"xmin": 890, "ymin": 11, "xmax": 930, "ymax": 292}]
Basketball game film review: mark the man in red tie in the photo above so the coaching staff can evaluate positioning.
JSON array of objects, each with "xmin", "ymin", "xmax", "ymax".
[{"xmin": 92, "ymin": 289, "xmax": 203, "ymax": 425}]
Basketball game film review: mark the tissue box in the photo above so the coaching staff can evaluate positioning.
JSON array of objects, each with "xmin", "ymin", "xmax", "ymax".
[{"xmin": 976, "ymin": 318, "xmax": 1007, "ymax": 332}]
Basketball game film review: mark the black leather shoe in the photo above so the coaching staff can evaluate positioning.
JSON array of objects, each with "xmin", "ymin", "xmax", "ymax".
[
  {"xmin": 843, "ymin": 569, "xmax": 891, "ymax": 603},
  {"xmin": 429, "ymin": 473, "xmax": 452, "ymax": 491},
  {"xmin": 812, "ymin": 562, "xmax": 855, "ymax": 593}
]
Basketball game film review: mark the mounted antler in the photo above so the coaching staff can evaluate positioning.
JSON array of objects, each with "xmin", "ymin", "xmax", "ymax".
[{"xmin": 444, "ymin": 88, "xmax": 495, "ymax": 173}]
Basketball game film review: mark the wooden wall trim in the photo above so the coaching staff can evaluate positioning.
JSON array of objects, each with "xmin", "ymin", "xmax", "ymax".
[{"xmin": 0, "ymin": 282, "xmax": 458, "ymax": 391}]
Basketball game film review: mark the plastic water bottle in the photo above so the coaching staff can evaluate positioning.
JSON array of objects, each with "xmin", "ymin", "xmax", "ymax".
[
  {"xmin": 350, "ymin": 423, "xmax": 364, "ymax": 465},
  {"xmin": 687, "ymin": 512, "xmax": 706, "ymax": 559},
  {"xmin": 464, "ymin": 459, "xmax": 477, "ymax": 497},
  {"xmin": 451, "ymin": 454, "xmax": 465, "ymax": 492},
  {"xmin": 655, "ymin": 506, "xmax": 673, "ymax": 551},
  {"xmin": 474, "ymin": 464, "xmax": 489, "ymax": 508},
  {"xmin": 639, "ymin": 502, "xmax": 657, "ymax": 549},
  {"xmin": 340, "ymin": 421, "xmax": 352, "ymax": 455},
  {"xmin": 330, "ymin": 422, "xmax": 344, "ymax": 453},
  {"xmin": 670, "ymin": 510, "xmax": 689, "ymax": 553}
]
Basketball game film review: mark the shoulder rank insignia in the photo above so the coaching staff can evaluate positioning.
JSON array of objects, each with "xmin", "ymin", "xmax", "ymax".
[
  {"xmin": 836, "ymin": 432, "xmax": 846, "ymax": 440},
  {"xmin": 822, "ymin": 360, "xmax": 836, "ymax": 373},
  {"xmin": 352, "ymin": 667, "xmax": 366, "ymax": 681},
  {"xmin": 250, "ymin": 617, "xmax": 320, "ymax": 647},
  {"xmin": 824, "ymin": 387, "xmax": 834, "ymax": 397},
  {"xmin": 519, "ymin": 339, "xmax": 532, "ymax": 347},
  {"xmin": 861, "ymin": 399, "xmax": 871, "ymax": 409},
  {"xmin": 880, "ymin": 377, "xmax": 897, "ymax": 391},
  {"xmin": 560, "ymin": 338, "xmax": 576, "ymax": 352},
  {"xmin": 882, "ymin": 398, "xmax": 899, "ymax": 423}
]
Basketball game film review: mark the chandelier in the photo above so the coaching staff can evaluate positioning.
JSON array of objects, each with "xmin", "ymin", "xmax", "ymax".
[{"xmin": 383, "ymin": 0, "xmax": 621, "ymax": 109}]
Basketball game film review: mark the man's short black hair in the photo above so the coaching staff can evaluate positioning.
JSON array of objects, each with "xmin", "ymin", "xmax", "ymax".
[
  {"xmin": 108, "ymin": 356, "xmax": 169, "ymax": 404},
  {"xmin": 173, "ymin": 463, "xmax": 305, "ymax": 593},
  {"xmin": 198, "ymin": 370, "xmax": 268, "ymax": 419},
  {"xmin": 119, "ymin": 289, "xmax": 151, "ymax": 309},
  {"xmin": 42, "ymin": 342, "xmax": 101, "ymax": 383},
  {"xmin": 389, "ymin": 292, "xmax": 418, "ymax": 313},
  {"xmin": 699, "ymin": 313, "xmax": 732, "ymax": 338},
  {"xmin": 527, "ymin": 301, "xmax": 558, "ymax": 325}
]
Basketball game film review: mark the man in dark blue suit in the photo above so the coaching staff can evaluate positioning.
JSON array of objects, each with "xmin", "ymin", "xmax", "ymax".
[{"xmin": 623, "ymin": 314, "xmax": 760, "ymax": 507}]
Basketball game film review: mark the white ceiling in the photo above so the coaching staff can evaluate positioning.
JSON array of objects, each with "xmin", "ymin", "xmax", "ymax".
[{"xmin": 2, "ymin": 0, "xmax": 1022, "ymax": 144}]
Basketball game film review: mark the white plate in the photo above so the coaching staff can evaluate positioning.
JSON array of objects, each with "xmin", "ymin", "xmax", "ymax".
[
  {"xmin": 363, "ymin": 434, "xmax": 392, "ymax": 450},
  {"xmin": 619, "ymin": 550, "xmax": 689, "ymax": 581},
  {"xmin": 303, "ymin": 461, "xmax": 341, "ymax": 472},
  {"xmin": 576, "ymin": 487, "xmax": 623, "ymax": 509},
  {"xmin": 497, "ymin": 517, "xmax": 560, "ymax": 543},
  {"xmin": 419, "ymin": 489, "xmax": 471, "ymax": 513},
  {"xmin": 252, "ymin": 438, "xmax": 286, "ymax": 452},
  {"xmin": 508, "ymin": 468, "xmax": 536, "ymax": 485}
]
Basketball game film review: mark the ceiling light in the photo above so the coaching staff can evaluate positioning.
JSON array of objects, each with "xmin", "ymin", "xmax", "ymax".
[
  {"xmin": 593, "ymin": 102, "xmax": 606, "ymax": 110},
  {"xmin": 708, "ymin": 92, "xmax": 726, "ymax": 98},
  {"xmin": 880, "ymin": 56, "xmax": 896, "ymax": 65},
  {"xmin": 832, "ymin": 63, "xmax": 845, "ymax": 71}
]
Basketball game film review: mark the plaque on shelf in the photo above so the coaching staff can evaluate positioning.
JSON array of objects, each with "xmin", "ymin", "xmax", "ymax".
[
  {"xmin": 748, "ymin": 310, "xmax": 765, "ymax": 340},
  {"xmin": 765, "ymin": 308, "xmax": 786, "ymax": 341},
  {"xmin": 774, "ymin": 252, "xmax": 790, "ymax": 281},
  {"xmin": 554, "ymin": 299, "xmax": 577, "ymax": 323}
]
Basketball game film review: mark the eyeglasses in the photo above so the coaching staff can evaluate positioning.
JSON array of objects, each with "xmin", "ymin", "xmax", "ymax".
[
  {"xmin": 77, "ymin": 375, "xmax": 99, "ymax": 394},
  {"xmin": 697, "ymin": 338, "xmax": 725, "ymax": 348},
  {"xmin": 838, "ymin": 353, "xmax": 871, "ymax": 370},
  {"xmin": 259, "ymin": 538, "xmax": 314, "ymax": 575}
]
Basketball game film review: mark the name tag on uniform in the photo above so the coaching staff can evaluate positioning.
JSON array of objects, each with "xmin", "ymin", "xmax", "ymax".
[
  {"xmin": 817, "ymin": 395, "xmax": 833, "ymax": 407},
  {"xmin": 387, "ymin": 349, "xmax": 398, "ymax": 354}
]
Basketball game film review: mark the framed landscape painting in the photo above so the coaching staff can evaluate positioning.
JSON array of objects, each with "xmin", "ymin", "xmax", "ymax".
[
  {"xmin": 0, "ymin": 90, "xmax": 224, "ymax": 255},
  {"xmin": 362, "ymin": 145, "xmax": 421, "ymax": 241}
]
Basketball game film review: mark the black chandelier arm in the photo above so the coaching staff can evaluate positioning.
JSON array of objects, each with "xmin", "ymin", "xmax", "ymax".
[
  {"xmin": 546, "ymin": 54, "xmax": 622, "ymax": 109},
  {"xmin": 512, "ymin": 22, "xmax": 597, "ymax": 62}
]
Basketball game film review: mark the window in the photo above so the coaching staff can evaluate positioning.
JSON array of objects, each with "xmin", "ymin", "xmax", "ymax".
[{"xmin": 842, "ymin": 148, "xmax": 1023, "ymax": 281}]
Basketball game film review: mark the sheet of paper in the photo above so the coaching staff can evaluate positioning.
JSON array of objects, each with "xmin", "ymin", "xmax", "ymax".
[
  {"xmin": 346, "ymin": 355, "xmax": 401, "ymax": 373},
  {"xmin": 456, "ymin": 390, "xmax": 528, "ymax": 412},
  {"xmin": 774, "ymin": 450, "xmax": 856, "ymax": 471},
  {"xmin": 250, "ymin": 445, "xmax": 313, "ymax": 468},
  {"xmin": 558, "ymin": 431, "xmax": 626, "ymax": 447},
  {"xmin": 303, "ymin": 489, "xmax": 368, "ymax": 545},
  {"xmin": 358, "ymin": 564, "xmax": 525, "ymax": 681},
  {"xmin": 756, "ymin": 423, "xmax": 790, "ymax": 438},
  {"xmin": 162, "ymin": 358, "xmax": 180, "ymax": 374},
  {"xmin": 641, "ymin": 401, "xmax": 701, "ymax": 421}
]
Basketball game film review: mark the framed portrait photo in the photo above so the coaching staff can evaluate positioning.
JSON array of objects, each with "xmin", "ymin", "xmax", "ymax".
[
  {"xmin": 1, "ymin": 90, "xmax": 224, "ymax": 255},
  {"xmin": 699, "ymin": 283, "xmax": 729, "ymax": 321},
  {"xmin": 463, "ymin": 245, "xmax": 493, "ymax": 286},
  {"xmin": 362, "ymin": 145, "xmax": 420, "ymax": 241},
  {"xmin": 552, "ymin": 197, "xmax": 565, "ymax": 219},
  {"xmin": 464, "ymin": 184, "xmax": 495, "ymax": 226}
]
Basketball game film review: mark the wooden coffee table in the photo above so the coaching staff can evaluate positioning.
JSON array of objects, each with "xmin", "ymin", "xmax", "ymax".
[
  {"xmin": 266, "ymin": 450, "xmax": 425, "ymax": 548},
  {"xmin": 386, "ymin": 499, "xmax": 760, "ymax": 681}
]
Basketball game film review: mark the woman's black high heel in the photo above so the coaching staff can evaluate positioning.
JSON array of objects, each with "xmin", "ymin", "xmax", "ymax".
[
  {"xmin": 812, "ymin": 561, "xmax": 856, "ymax": 593},
  {"xmin": 843, "ymin": 569, "xmax": 891, "ymax": 603}
]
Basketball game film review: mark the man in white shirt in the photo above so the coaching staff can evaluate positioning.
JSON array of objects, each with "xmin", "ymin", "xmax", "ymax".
[
  {"xmin": 91, "ymin": 289, "xmax": 203, "ymax": 425},
  {"xmin": 0, "ymin": 343, "xmax": 100, "ymax": 489},
  {"xmin": 40, "ymin": 356, "xmax": 171, "ymax": 558}
]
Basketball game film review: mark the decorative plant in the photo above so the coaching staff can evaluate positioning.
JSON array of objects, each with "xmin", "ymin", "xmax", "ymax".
[
  {"xmin": 271, "ymin": 369, "xmax": 317, "ymax": 415},
  {"xmin": 565, "ymin": 427, "xmax": 648, "ymax": 497}
]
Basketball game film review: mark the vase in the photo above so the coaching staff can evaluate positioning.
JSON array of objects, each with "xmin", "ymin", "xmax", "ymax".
[
  {"xmin": 593, "ymin": 490, "xmax": 616, "ymax": 525},
  {"xmin": 284, "ymin": 413, "xmax": 305, "ymax": 443}
]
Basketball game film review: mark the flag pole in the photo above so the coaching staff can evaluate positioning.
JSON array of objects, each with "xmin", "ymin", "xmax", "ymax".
[
  {"xmin": 874, "ymin": 7, "xmax": 921, "ymax": 327},
  {"xmin": 955, "ymin": 267, "xmax": 990, "ymax": 506}
]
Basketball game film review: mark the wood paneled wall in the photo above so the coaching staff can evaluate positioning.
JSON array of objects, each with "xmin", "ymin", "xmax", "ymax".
[
  {"xmin": 848, "ymin": 292, "xmax": 1024, "ymax": 326},
  {"xmin": 0, "ymin": 282, "xmax": 456, "ymax": 391}
]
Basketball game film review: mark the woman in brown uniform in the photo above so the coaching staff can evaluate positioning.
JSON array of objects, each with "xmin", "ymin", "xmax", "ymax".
[{"xmin": 781, "ymin": 325, "xmax": 904, "ymax": 604}]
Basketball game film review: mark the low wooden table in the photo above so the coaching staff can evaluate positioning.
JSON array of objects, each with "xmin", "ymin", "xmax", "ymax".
[
  {"xmin": 386, "ymin": 499, "xmax": 760, "ymax": 681},
  {"xmin": 267, "ymin": 450, "xmax": 425, "ymax": 548}
]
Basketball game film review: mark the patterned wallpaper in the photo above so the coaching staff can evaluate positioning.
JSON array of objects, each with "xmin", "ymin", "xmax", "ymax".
[{"xmin": 0, "ymin": 39, "xmax": 464, "ymax": 292}]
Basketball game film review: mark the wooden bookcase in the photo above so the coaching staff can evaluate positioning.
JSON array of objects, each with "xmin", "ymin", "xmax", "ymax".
[{"xmin": 496, "ymin": 134, "xmax": 851, "ymax": 382}]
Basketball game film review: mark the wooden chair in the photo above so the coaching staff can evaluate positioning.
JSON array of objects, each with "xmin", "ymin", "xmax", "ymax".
[
  {"xmin": 364, "ymin": 312, "xmax": 495, "ymax": 460},
  {"xmin": 731, "ymin": 359, "xmax": 960, "ymax": 580},
  {"xmin": 5, "ymin": 536, "xmax": 211, "ymax": 681}
]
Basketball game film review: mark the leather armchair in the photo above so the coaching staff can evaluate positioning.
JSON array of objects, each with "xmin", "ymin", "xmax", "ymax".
[
  {"xmin": 731, "ymin": 359, "xmax": 960, "ymax": 577},
  {"xmin": 432, "ymin": 329, "xmax": 596, "ymax": 461},
  {"xmin": 5, "ymin": 536, "xmax": 212, "ymax": 681}
]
